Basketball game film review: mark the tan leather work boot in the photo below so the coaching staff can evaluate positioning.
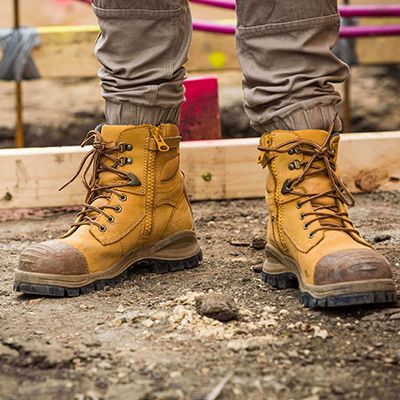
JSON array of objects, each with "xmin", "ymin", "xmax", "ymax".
[
  {"xmin": 14, "ymin": 124, "xmax": 202, "ymax": 296},
  {"xmin": 257, "ymin": 126, "xmax": 397, "ymax": 308}
]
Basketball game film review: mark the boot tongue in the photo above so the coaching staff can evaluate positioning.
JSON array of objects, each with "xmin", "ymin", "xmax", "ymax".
[
  {"xmin": 96, "ymin": 125, "xmax": 126, "ymax": 187},
  {"xmin": 86, "ymin": 125, "xmax": 126, "ymax": 215},
  {"xmin": 287, "ymin": 130, "xmax": 341, "ymax": 226}
]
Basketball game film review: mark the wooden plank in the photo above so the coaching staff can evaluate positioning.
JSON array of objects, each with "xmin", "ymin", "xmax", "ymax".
[
  {"xmin": 0, "ymin": 132, "xmax": 399, "ymax": 209},
  {"xmin": 5, "ymin": 23, "xmax": 396, "ymax": 79}
]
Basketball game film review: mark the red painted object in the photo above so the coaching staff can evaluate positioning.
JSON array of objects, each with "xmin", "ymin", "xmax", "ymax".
[{"xmin": 180, "ymin": 77, "xmax": 222, "ymax": 141}]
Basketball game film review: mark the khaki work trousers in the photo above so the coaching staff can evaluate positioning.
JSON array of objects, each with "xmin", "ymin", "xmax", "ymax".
[{"xmin": 92, "ymin": 0, "xmax": 348, "ymax": 132}]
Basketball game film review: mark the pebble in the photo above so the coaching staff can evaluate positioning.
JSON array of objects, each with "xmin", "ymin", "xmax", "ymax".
[
  {"xmin": 389, "ymin": 312, "xmax": 400, "ymax": 320},
  {"xmin": 230, "ymin": 257, "xmax": 249, "ymax": 263},
  {"xmin": 373, "ymin": 234, "xmax": 391, "ymax": 243},
  {"xmin": 116, "ymin": 304, "xmax": 125, "ymax": 313},
  {"xmin": 251, "ymin": 237, "xmax": 266, "ymax": 250},
  {"xmin": 251, "ymin": 264, "xmax": 263, "ymax": 273},
  {"xmin": 227, "ymin": 335, "xmax": 275, "ymax": 352},
  {"xmin": 195, "ymin": 293, "xmax": 239, "ymax": 322},
  {"xmin": 313, "ymin": 327, "xmax": 329, "ymax": 339},
  {"xmin": 230, "ymin": 240, "xmax": 250, "ymax": 247},
  {"xmin": 141, "ymin": 319, "xmax": 154, "ymax": 328},
  {"xmin": 98, "ymin": 360, "xmax": 112, "ymax": 370}
]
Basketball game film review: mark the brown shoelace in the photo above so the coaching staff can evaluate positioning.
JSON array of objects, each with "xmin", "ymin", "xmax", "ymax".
[
  {"xmin": 258, "ymin": 125, "xmax": 359, "ymax": 239},
  {"xmin": 60, "ymin": 128, "xmax": 141, "ymax": 231}
]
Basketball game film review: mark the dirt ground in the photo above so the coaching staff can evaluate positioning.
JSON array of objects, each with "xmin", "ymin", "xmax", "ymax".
[{"xmin": 0, "ymin": 192, "xmax": 399, "ymax": 400}]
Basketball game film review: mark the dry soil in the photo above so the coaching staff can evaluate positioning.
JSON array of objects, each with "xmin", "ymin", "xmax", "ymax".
[{"xmin": 1, "ymin": 193, "xmax": 400, "ymax": 400}]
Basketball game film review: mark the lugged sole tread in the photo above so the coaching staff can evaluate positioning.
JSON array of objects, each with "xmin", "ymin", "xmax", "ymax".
[
  {"xmin": 14, "ymin": 252, "xmax": 202, "ymax": 298},
  {"xmin": 261, "ymin": 271, "xmax": 397, "ymax": 308}
]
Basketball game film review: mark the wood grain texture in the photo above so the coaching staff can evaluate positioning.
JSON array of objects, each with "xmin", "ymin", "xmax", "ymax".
[{"xmin": 0, "ymin": 133, "xmax": 399, "ymax": 209}]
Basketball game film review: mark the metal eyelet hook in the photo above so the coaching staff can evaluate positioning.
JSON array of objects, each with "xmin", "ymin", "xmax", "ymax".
[{"xmin": 118, "ymin": 157, "xmax": 126, "ymax": 166}]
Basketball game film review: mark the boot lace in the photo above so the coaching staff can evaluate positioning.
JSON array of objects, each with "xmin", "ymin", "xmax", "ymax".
[
  {"xmin": 59, "ymin": 127, "xmax": 141, "ymax": 231},
  {"xmin": 258, "ymin": 122, "xmax": 359, "ymax": 239}
]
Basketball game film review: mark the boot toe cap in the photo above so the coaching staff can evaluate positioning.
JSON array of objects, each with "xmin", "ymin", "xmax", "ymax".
[
  {"xmin": 19, "ymin": 240, "xmax": 89, "ymax": 275},
  {"xmin": 314, "ymin": 248, "xmax": 393, "ymax": 285}
]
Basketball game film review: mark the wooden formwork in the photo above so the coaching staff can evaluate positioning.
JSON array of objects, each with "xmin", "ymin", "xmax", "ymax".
[{"xmin": 0, "ymin": 132, "xmax": 399, "ymax": 210}]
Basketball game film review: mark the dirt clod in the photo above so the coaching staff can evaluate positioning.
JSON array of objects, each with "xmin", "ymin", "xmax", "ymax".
[
  {"xmin": 195, "ymin": 293, "xmax": 239, "ymax": 322},
  {"xmin": 251, "ymin": 237, "xmax": 266, "ymax": 250}
]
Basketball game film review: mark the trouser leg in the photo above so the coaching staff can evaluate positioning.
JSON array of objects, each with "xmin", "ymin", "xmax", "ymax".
[
  {"xmin": 92, "ymin": 0, "xmax": 192, "ymax": 125},
  {"xmin": 235, "ymin": 0, "xmax": 349, "ymax": 132}
]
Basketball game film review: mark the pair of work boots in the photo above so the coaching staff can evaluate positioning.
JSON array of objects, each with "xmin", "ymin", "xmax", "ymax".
[{"xmin": 14, "ymin": 123, "xmax": 397, "ymax": 308}]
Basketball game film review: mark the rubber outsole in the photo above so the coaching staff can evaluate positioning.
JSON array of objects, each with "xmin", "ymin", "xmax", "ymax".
[
  {"xmin": 261, "ymin": 271, "xmax": 397, "ymax": 308},
  {"xmin": 14, "ymin": 252, "xmax": 202, "ymax": 297}
]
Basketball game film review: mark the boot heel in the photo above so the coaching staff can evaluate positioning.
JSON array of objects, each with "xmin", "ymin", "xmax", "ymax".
[
  {"xmin": 261, "ymin": 271, "xmax": 299, "ymax": 289},
  {"xmin": 262, "ymin": 252, "xmax": 299, "ymax": 289}
]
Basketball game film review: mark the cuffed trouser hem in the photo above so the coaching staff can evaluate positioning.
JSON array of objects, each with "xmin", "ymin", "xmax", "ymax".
[
  {"xmin": 236, "ymin": 0, "xmax": 348, "ymax": 134},
  {"xmin": 254, "ymin": 104, "xmax": 342, "ymax": 133},
  {"xmin": 93, "ymin": 0, "xmax": 191, "ymax": 119},
  {"xmin": 105, "ymin": 101, "xmax": 181, "ymax": 126}
]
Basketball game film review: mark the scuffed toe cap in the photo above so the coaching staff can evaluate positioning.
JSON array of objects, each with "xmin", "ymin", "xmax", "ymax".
[
  {"xmin": 19, "ymin": 240, "xmax": 89, "ymax": 275},
  {"xmin": 314, "ymin": 248, "xmax": 393, "ymax": 285}
]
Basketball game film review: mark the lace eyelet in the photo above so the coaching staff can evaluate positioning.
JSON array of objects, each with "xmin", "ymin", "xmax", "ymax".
[
  {"xmin": 119, "ymin": 143, "xmax": 133, "ymax": 152},
  {"xmin": 296, "ymin": 202, "xmax": 302, "ymax": 209},
  {"xmin": 289, "ymin": 160, "xmax": 301, "ymax": 170},
  {"xmin": 303, "ymin": 223, "xmax": 309, "ymax": 230},
  {"xmin": 126, "ymin": 157, "xmax": 133, "ymax": 164},
  {"xmin": 115, "ymin": 205, "xmax": 122, "ymax": 213},
  {"xmin": 300, "ymin": 213, "xmax": 305, "ymax": 220},
  {"xmin": 288, "ymin": 149, "xmax": 294, "ymax": 155},
  {"xmin": 118, "ymin": 157, "xmax": 126, "ymax": 166},
  {"xmin": 120, "ymin": 194, "xmax": 127, "ymax": 202},
  {"xmin": 308, "ymin": 232, "xmax": 315, "ymax": 239},
  {"xmin": 99, "ymin": 225, "xmax": 107, "ymax": 232},
  {"xmin": 107, "ymin": 216, "xmax": 115, "ymax": 223}
]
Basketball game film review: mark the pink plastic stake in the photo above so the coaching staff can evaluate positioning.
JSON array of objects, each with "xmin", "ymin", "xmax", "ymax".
[{"xmin": 180, "ymin": 77, "xmax": 222, "ymax": 141}]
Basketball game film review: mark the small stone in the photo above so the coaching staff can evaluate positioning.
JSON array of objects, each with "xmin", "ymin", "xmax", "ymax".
[
  {"xmin": 98, "ymin": 360, "xmax": 112, "ymax": 370},
  {"xmin": 251, "ymin": 264, "xmax": 263, "ymax": 273},
  {"xmin": 231, "ymin": 257, "xmax": 249, "ymax": 263},
  {"xmin": 28, "ymin": 298, "xmax": 42, "ymax": 305},
  {"xmin": 251, "ymin": 237, "xmax": 266, "ymax": 250},
  {"xmin": 0, "ymin": 343, "xmax": 19, "ymax": 358},
  {"xmin": 141, "ymin": 319, "xmax": 154, "ymax": 328},
  {"xmin": 230, "ymin": 240, "xmax": 250, "ymax": 247},
  {"xmin": 373, "ymin": 234, "xmax": 391, "ymax": 243},
  {"xmin": 116, "ymin": 304, "xmax": 125, "ymax": 313},
  {"xmin": 227, "ymin": 335, "xmax": 275, "ymax": 352},
  {"xmin": 313, "ymin": 326, "xmax": 329, "ymax": 339},
  {"xmin": 195, "ymin": 293, "xmax": 239, "ymax": 322},
  {"xmin": 110, "ymin": 318, "xmax": 124, "ymax": 327},
  {"xmin": 389, "ymin": 312, "xmax": 400, "ymax": 320}
]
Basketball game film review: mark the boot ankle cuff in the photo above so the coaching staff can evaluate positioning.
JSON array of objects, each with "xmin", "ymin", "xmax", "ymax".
[
  {"xmin": 105, "ymin": 101, "xmax": 181, "ymax": 126},
  {"xmin": 257, "ymin": 104, "xmax": 343, "ymax": 133}
]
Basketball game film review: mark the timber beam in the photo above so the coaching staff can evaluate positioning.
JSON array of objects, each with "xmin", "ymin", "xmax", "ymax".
[{"xmin": 0, "ymin": 132, "xmax": 399, "ymax": 210}]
